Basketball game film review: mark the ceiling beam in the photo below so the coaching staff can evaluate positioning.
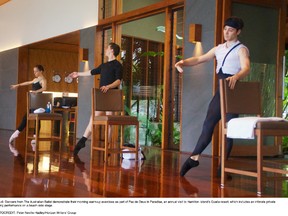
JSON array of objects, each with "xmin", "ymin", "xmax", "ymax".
[{"xmin": 0, "ymin": 0, "xmax": 10, "ymax": 7}]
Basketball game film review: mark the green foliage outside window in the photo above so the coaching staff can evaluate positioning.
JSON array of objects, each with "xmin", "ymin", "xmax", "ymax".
[{"xmin": 282, "ymin": 50, "xmax": 288, "ymax": 154}]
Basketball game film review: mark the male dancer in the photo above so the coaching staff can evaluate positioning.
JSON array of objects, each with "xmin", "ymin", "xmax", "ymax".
[
  {"xmin": 175, "ymin": 17, "xmax": 250, "ymax": 176},
  {"xmin": 69, "ymin": 42, "xmax": 123, "ymax": 155}
]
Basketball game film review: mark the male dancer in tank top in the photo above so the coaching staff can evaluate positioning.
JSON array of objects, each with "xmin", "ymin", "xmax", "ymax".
[
  {"xmin": 9, "ymin": 65, "xmax": 47, "ymax": 156},
  {"xmin": 69, "ymin": 42, "xmax": 123, "ymax": 155},
  {"xmin": 175, "ymin": 17, "xmax": 250, "ymax": 177}
]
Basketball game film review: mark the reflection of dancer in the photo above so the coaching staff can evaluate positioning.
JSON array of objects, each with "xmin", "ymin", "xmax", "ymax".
[
  {"xmin": 9, "ymin": 65, "xmax": 47, "ymax": 156},
  {"xmin": 74, "ymin": 155, "xmax": 86, "ymax": 172},
  {"xmin": 179, "ymin": 178, "xmax": 199, "ymax": 197},
  {"xmin": 29, "ymin": 177, "xmax": 50, "ymax": 192},
  {"xmin": 74, "ymin": 155, "xmax": 90, "ymax": 191},
  {"xmin": 9, "ymin": 155, "xmax": 25, "ymax": 196},
  {"xmin": 15, "ymin": 154, "xmax": 25, "ymax": 167}
]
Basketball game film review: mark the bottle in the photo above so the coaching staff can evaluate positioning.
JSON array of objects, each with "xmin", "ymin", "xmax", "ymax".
[
  {"xmin": 49, "ymin": 101, "xmax": 52, "ymax": 113},
  {"xmin": 46, "ymin": 102, "xmax": 51, "ymax": 113}
]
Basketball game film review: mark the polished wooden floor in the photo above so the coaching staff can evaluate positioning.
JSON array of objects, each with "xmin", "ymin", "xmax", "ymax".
[{"xmin": 0, "ymin": 129, "xmax": 287, "ymax": 198}]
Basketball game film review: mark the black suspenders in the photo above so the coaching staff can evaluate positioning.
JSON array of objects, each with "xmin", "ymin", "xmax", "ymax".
[{"xmin": 221, "ymin": 43, "xmax": 241, "ymax": 67}]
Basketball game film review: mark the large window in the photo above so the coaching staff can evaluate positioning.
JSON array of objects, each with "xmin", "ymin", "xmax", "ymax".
[
  {"xmin": 119, "ymin": 9, "xmax": 184, "ymax": 148},
  {"xmin": 122, "ymin": 0, "xmax": 164, "ymax": 13},
  {"xmin": 97, "ymin": 0, "xmax": 184, "ymax": 149},
  {"xmin": 234, "ymin": 3, "xmax": 278, "ymax": 117},
  {"xmin": 103, "ymin": 28, "xmax": 113, "ymax": 62},
  {"xmin": 100, "ymin": 0, "xmax": 164, "ymax": 19},
  {"xmin": 225, "ymin": 0, "xmax": 285, "ymax": 157},
  {"xmin": 120, "ymin": 14, "xmax": 165, "ymax": 147}
]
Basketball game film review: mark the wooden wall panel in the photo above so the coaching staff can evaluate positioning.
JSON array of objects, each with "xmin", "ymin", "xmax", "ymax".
[
  {"xmin": 28, "ymin": 49, "xmax": 79, "ymax": 93},
  {"xmin": 16, "ymin": 47, "xmax": 30, "ymax": 153}
]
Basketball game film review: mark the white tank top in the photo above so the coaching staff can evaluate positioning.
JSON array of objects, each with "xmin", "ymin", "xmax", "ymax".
[{"xmin": 215, "ymin": 41, "xmax": 249, "ymax": 75}]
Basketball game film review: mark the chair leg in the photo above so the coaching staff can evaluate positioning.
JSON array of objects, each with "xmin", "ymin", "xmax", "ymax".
[
  {"xmin": 34, "ymin": 118, "xmax": 40, "ymax": 175},
  {"xmin": 103, "ymin": 161, "xmax": 108, "ymax": 196},
  {"xmin": 91, "ymin": 124, "xmax": 94, "ymax": 160},
  {"xmin": 50, "ymin": 120, "xmax": 54, "ymax": 155},
  {"xmin": 25, "ymin": 119, "xmax": 30, "ymax": 167},
  {"xmin": 220, "ymin": 133, "xmax": 226, "ymax": 188},
  {"xmin": 135, "ymin": 123, "xmax": 139, "ymax": 161},
  {"xmin": 120, "ymin": 125, "xmax": 124, "ymax": 148},
  {"xmin": 256, "ymin": 132, "xmax": 263, "ymax": 196},
  {"xmin": 52, "ymin": 119, "xmax": 62, "ymax": 154},
  {"xmin": 104, "ymin": 124, "xmax": 109, "ymax": 162},
  {"xmin": 59, "ymin": 119, "xmax": 62, "ymax": 153}
]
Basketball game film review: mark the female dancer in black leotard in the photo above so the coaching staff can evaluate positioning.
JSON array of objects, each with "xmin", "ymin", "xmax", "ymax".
[{"xmin": 9, "ymin": 65, "xmax": 47, "ymax": 156}]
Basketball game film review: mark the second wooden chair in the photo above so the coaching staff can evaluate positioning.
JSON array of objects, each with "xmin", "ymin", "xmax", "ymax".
[
  {"xmin": 91, "ymin": 88, "xmax": 139, "ymax": 163},
  {"xmin": 219, "ymin": 79, "xmax": 288, "ymax": 195},
  {"xmin": 25, "ymin": 92, "xmax": 63, "ymax": 173}
]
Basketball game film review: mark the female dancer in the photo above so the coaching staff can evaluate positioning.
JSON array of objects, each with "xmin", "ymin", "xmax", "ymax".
[{"xmin": 9, "ymin": 64, "xmax": 47, "ymax": 156}]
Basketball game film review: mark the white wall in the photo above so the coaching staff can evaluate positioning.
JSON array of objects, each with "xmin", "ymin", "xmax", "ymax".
[{"xmin": 0, "ymin": 0, "xmax": 98, "ymax": 52}]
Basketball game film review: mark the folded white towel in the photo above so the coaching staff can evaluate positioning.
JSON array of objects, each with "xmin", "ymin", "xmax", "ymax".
[
  {"xmin": 33, "ymin": 108, "xmax": 45, "ymax": 113},
  {"xmin": 227, "ymin": 117, "xmax": 287, "ymax": 139}
]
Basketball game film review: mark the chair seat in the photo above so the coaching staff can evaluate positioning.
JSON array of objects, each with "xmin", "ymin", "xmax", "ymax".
[
  {"xmin": 94, "ymin": 115, "xmax": 138, "ymax": 123},
  {"xmin": 227, "ymin": 117, "xmax": 288, "ymax": 139},
  {"xmin": 256, "ymin": 121, "xmax": 288, "ymax": 130},
  {"xmin": 28, "ymin": 113, "xmax": 63, "ymax": 120}
]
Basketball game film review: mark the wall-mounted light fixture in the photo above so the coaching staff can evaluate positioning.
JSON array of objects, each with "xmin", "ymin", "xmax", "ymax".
[
  {"xmin": 189, "ymin": 24, "xmax": 202, "ymax": 43},
  {"xmin": 79, "ymin": 48, "xmax": 89, "ymax": 62}
]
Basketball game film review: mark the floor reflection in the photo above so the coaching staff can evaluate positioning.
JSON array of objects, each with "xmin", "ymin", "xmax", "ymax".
[
  {"xmin": 22, "ymin": 151, "xmax": 76, "ymax": 197},
  {"xmin": 88, "ymin": 152, "xmax": 144, "ymax": 197},
  {"xmin": 74, "ymin": 155, "xmax": 90, "ymax": 191},
  {"xmin": 179, "ymin": 177, "xmax": 199, "ymax": 197},
  {"xmin": 0, "ymin": 129, "xmax": 288, "ymax": 197}
]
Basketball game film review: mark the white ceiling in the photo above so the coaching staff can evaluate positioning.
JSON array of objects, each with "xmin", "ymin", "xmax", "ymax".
[{"xmin": 0, "ymin": 0, "xmax": 98, "ymax": 52}]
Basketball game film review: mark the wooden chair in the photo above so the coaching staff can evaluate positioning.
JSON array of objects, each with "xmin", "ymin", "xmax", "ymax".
[
  {"xmin": 219, "ymin": 79, "xmax": 288, "ymax": 196},
  {"xmin": 25, "ymin": 92, "xmax": 63, "ymax": 171},
  {"xmin": 91, "ymin": 88, "xmax": 139, "ymax": 163}
]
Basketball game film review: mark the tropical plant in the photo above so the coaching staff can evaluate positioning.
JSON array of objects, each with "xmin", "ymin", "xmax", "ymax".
[
  {"xmin": 122, "ymin": 49, "xmax": 182, "ymax": 147},
  {"xmin": 282, "ymin": 50, "xmax": 288, "ymax": 154}
]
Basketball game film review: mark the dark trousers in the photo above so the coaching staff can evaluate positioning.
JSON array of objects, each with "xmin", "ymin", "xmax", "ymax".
[
  {"xmin": 17, "ymin": 114, "xmax": 27, "ymax": 132},
  {"xmin": 191, "ymin": 71, "xmax": 238, "ymax": 158},
  {"xmin": 17, "ymin": 112, "xmax": 41, "ymax": 133}
]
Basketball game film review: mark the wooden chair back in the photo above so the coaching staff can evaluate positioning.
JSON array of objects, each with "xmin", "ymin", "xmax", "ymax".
[
  {"xmin": 27, "ymin": 92, "xmax": 53, "ymax": 113},
  {"xmin": 92, "ymin": 88, "xmax": 123, "ymax": 113},
  {"xmin": 220, "ymin": 79, "xmax": 262, "ymax": 128}
]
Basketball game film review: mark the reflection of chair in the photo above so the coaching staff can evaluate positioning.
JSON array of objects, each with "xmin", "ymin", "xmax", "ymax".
[
  {"xmin": 219, "ymin": 79, "xmax": 288, "ymax": 195},
  {"xmin": 25, "ymin": 92, "xmax": 63, "ymax": 171},
  {"xmin": 91, "ymin": 88, "xmax": 139, "ymax": 162}
]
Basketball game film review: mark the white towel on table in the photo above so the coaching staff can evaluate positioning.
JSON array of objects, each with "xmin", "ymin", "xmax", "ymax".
[{"xmin": 227, "ymin": 117, "xmax": 287, "ymax": 139}]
